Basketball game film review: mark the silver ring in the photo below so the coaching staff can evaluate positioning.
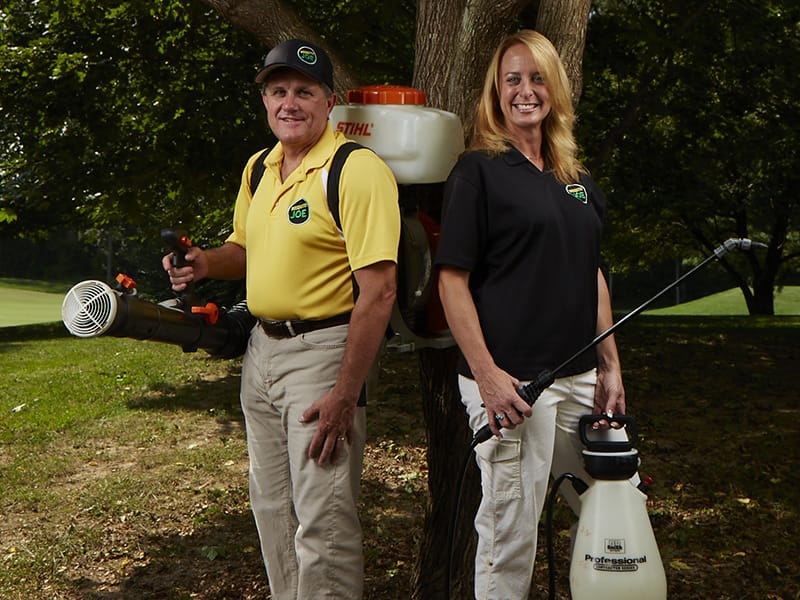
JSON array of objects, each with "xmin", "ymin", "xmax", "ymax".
[
  {"xmin": 337, "ymin": 436, "xmax": 346, "ymax": 441},
  {"xmin": 496, "ymin": 414, "xmax": 506, "ymax": 421}
]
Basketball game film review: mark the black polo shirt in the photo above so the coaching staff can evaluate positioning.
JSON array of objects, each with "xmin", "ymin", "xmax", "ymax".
[{"xmin": 435, "ymin": 148, "xmax": 605, "ymax": 380}]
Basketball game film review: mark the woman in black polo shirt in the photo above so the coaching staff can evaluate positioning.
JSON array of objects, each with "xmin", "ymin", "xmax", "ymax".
[{"xmin": 436, "ymin": 29, "xmax": 627, "ymax": 600}]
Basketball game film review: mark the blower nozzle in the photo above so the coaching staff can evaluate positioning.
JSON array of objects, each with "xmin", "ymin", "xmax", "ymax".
[{"xmin": 62, "ymin": 279, "xmax": 255, "ymax": 358}]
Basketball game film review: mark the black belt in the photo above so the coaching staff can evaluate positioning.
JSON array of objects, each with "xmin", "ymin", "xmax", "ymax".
[{"xmin": 259, "ymin": 313, "xmax": 351, "ymax": 338}]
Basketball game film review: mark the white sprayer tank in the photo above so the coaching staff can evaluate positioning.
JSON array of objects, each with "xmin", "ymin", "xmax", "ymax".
[
  {"xmin": 330, "ymin": 85, "xmax": 464, "ymax": 184},
  {"xmin": 570, "ymin": 452, "xmax": 668, "ymax": 600}
]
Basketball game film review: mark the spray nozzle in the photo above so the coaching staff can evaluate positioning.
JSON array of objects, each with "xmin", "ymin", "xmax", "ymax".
[{"xmin": 715, "ymin": 237, "xmax": 767, "ymax": 257}]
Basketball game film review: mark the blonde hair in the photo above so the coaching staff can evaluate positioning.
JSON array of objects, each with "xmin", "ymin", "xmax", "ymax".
[{"xmin": 469, "ymin": 29, "xmax": 586, "ymax": 184}]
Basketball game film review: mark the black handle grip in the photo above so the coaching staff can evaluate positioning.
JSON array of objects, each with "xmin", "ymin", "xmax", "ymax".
[
  {"xmin": 471, "ymin": 369, "xmax": 555, "ymax": 446},
  {"xmin": 161, "ymin": 228, "xmax": 192, "ymax": 268},
  {"xmin": 578, "ymin": 413, "xmax": 638, "ymax": 451},
  {"xmin": 161, "ymin": 227, "xmax": 199, "ymax": 309}
]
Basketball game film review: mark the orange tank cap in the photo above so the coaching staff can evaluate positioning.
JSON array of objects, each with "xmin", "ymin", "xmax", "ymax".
[{"xmin": 346, "ymin": 85, "xmax": 427, "ymax": 105}]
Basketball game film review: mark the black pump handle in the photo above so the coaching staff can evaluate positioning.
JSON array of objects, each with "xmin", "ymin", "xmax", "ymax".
[{"xmin": 578, "ymin": 414, "xmax": 638, "ymax": 451}]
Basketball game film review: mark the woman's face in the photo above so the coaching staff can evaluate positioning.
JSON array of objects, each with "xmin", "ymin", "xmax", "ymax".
[{"xmin": 497, "ymin": 43, "xmax": 551, "ymax": 136}]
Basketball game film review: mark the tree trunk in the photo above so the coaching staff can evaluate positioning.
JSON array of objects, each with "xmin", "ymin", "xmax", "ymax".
[
  {"xmin": 411, "ymin": 347, "xmax": 480, "ymax": 599},
  {"xmin": 536, "ymin": 0, "xmax": 592, "ymax": 105}
]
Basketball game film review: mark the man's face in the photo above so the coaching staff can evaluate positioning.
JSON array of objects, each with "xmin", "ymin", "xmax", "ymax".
[{"xmin": 261, "ymin": 69, "xmax": 335, "ymax": 151}]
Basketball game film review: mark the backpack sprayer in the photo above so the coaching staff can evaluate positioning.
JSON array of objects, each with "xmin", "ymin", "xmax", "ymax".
[
  {"xmin": 448, "ymin": 237, "xmax": 767, "ymax": 600},
  {"xmin": 62, "ymin": 86, "xmax": 464, "ymax": 356}
]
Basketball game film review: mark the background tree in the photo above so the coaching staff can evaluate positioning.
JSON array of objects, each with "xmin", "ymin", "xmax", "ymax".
[
  {"xmin": 580, "ymin": 0, "xmax": 800, "ymax": 314},
  {"xmin": 1, "ymin": 0, "xmax": 798, "ymax": 597},
  {"xmin": 0, "ymin": 0, "xmax": 265, "ymax": 285}
]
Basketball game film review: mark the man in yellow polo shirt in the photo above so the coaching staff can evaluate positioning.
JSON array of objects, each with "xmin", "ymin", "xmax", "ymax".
[{"xmin": 163, "ymin": 39, "xmax": 400, "ymax": 600}]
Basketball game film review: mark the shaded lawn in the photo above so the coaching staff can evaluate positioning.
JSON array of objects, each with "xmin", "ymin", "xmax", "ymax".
[{"xmin": 0, "ymin": 317, "xmax": 798, "ymax": 599}]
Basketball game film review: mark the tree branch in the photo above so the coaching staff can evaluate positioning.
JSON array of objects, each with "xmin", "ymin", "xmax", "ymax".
[{"xmin": 198, "ymin": 0, "xmax": 361, "ymax": 98}]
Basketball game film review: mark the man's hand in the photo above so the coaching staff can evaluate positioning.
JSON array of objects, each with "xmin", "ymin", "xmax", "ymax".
[
  {"xmin": 162, "ymin": 246, "xmax": 208, "ymax": 291},
  {"xmin": 300, "ymin": 392, "xmax": 357, "ymax": 465}
]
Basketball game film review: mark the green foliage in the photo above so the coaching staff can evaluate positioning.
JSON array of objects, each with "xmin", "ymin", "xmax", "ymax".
[
  {"xmin": 3, "ymin": 0, "xmax": 797, "ymax": 310},
  {"xmin": 580, "ymin": 0, "xmax": 800, "ymax": 284},
  {"xmin": 0, "ymin": 0, "xmax": 266, "ymax": 250}
]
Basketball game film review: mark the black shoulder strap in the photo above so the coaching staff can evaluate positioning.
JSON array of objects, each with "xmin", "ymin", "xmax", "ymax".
[
  {"xmin": 248, "ymin": 143, "xmax": 365, "ymax": 227},
  {"xmin": 327, "ymin": 141, "xmax": 365, "ymax": 231},
  {"xmin": 248, "ymin": 148, "xmax": 270, "ymax": 196}
]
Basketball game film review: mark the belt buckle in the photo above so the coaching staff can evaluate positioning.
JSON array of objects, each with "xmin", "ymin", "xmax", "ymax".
[{"xmin": 260, "ymin": 319, "xmax": 292, "ymax": 338}]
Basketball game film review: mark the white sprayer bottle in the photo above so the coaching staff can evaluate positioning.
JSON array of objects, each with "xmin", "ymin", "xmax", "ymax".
[{"xmin": 569, "ymin": 415, "xmax": 667, "ymax": 600}]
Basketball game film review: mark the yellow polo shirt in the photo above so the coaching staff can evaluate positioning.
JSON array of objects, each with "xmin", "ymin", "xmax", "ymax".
[{"xmin": 226, "ymin": 127, "xmax": 400, "ymax": 320}]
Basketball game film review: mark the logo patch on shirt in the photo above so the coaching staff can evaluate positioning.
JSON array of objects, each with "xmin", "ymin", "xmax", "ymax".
[
  {"xmin": 565, "ymin": 183, "xmax": 589, "ymax": 204},
  {"xmin": 288, "ymin": 198, "xmax": 310, "ymax": 225}
]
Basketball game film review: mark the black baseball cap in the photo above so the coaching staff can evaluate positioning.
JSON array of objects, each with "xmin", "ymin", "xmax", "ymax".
[{"xmin": 255, "ymin": 39, "xmax": 334, "ymax": 90}]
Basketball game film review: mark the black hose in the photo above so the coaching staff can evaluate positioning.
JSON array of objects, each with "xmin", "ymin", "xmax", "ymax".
[
  {"xmin": 545, "ymin": 473, "xmax": 588, "ymax": 600},
  {"xmin": 446, "ymin": 436, "xmax": 481, "ymax": 600}
]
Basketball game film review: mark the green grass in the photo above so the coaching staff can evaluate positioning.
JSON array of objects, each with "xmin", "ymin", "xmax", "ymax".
[
  {"xmin": 645, "ymin": 285, "xmax": 800, "ymax": 316},
  {"xmin": 0, "ymin": 278, "xmax": 73, "ymax": 327},
  {"xmin": 0, "ymin": 319, "xmax": 797, "ymax": 599}
]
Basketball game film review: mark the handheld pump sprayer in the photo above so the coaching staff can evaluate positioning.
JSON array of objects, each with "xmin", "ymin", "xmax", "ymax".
[{"xmin": 448, "ymin": 237, "xmax": 767, "ymax": 600}]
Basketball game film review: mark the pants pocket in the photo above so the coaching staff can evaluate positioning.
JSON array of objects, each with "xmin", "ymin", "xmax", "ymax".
[{"xmin": 474, "ymin": 438, "xmax": 521, "ymax": 501}]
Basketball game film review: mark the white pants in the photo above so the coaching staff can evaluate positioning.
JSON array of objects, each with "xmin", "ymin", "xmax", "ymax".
[
  {"xmin": 240, "ymin": 323, "xmax": 366, "ymax": 600},
  {"xmin": 460, "ymin": 369, "xmax": 631, "ymax": 600}
]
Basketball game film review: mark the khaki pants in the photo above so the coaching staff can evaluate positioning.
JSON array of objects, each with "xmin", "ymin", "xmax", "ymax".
[
  {"xmin": 241, "ymin": 323, "xmax": 366, "ymax": 600},
  {"xmin": 461, "ymin": 369, "xmax": 631, "ymax": 600}
]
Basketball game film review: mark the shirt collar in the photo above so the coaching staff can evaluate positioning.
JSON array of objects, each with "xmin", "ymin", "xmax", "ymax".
[
  {"xmin": 503, "ymin": 145, "xmax": 530, "ymax": 166},
  {"xmin": 265, "ymin": 124, "xmax": 336, "ymax": 174}
]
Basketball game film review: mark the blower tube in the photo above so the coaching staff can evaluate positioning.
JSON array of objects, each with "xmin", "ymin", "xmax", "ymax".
[{"xmin": 61, "ymin": 279, "xmax": 256, "ymax": 359}]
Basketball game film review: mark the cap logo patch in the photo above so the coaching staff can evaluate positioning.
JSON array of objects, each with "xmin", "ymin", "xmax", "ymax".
[
  {"xmin": 288, "ymin": 198, "xmax": 310, "ymax": 225},
  {"xmin": 297, "ymin": 46, "xmax": 318, "ymax": 66},
  {"xmin": 565, "ymin": 183, "xmax": 588, "ymax": 204}
]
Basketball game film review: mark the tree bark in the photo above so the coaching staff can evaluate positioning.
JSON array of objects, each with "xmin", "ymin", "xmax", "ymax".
[
  {"xmin": 536, "ymin": 0, "xmax": 592, "ymax": 105},
  {"xmin": 411, "ymin": 346, "xmax": 479, "ymax": 599}
]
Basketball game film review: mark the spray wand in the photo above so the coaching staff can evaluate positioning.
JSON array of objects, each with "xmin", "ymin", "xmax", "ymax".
[
  {"xmin": 446, "ymin": 238, "xmax": 767, "ymax": 600},
  {"xmin": 471, "ymin": 237, "xmax": 767, "ymax": 445}
]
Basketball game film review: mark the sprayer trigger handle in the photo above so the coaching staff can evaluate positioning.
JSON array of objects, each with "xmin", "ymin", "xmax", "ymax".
[
  {"xmin": 161, "ymin": 227, "xmax": 193, "ymax": 268},
  {"xmin": 517, "ymin": 369, "xmax": 555, "ymax": 406}
]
